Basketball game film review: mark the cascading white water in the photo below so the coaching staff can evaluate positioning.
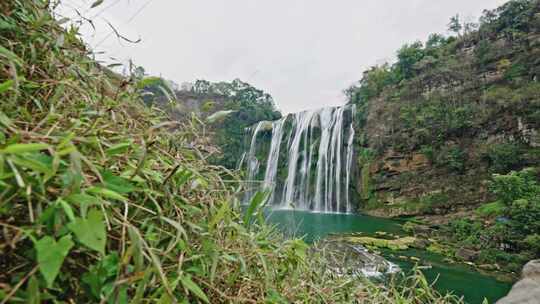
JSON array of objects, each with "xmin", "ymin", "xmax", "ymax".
[
  {"xmin": 242, "ymin": 105, "xmax": 356, "ymax": 213},
  {"xmin": 263, "ymin": 118, "xmax": 286, "ymax": 203},
  {"xmin": 243, "ymin": 122, "xmax": 265, "ymax": 201}
]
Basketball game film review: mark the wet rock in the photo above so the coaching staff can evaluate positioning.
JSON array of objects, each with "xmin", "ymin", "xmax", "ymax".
[
  {"xmin": 313, "ymin": 238, "xmax": 400, "ymax": 278},
  {"xmin": 497, "ymin": 260, "xmax": 540, "ymax": 304},
  {"xmin": 411, "ymin": 238, "xmax": 430, "ymax": 249},
  {"xmin": 403, "ymin": 222, "xmax": 433, "ymax": 237},
  {"xmin": 479, "ymin": 264, "xmax": 500, "ymax": 271},
  {"xmin": 344, "ymin": 236, "xmax": 417, "ymax": 250},
  {"xmin": 455, "ymin": 248, "xmax": 479, "ymax": 262}
]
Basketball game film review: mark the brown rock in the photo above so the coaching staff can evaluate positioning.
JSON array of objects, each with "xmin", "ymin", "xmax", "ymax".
[{"xmin": 455, "ymin": 248, "xmax": 479, "ymax": 262}]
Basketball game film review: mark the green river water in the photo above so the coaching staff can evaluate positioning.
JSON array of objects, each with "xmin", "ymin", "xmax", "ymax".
[{"xmin": 265, "ymin": 210, "xmax": 512, "ymax": 304}]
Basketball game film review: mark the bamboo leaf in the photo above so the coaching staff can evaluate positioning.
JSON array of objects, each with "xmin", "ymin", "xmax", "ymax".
[
  {"xmin": 101, "ymin": 170, "xmax": 135, "ymax": 194},
  {"xmin": 0, "ymin": 45, "xmax": 22, "ymax": 66},
  {"xmin": 87, "ymin": 186, "xmax": 128, "ymax": 202},
  {"xmin": 243, "ymin": 191, "xmax": 268, "ymax": 227},
  {"xmin": 180, "ymin": 274, "xmax": 209, "ymax": 303},
  {"xmin": 27, "ymin": 275, "xmax": 40, "ymax": 304},
  {"xmin": 58, "ymin": 198, "xmax": 76, "ymax": 222},
  {"xmin": 90, "ymin": 0, "xmax": 104, "ymax": 8},
  {"xmin": 0, "ymin": 111, "xmax": 12, "ymax": 128},
  {"xmin": 9, "ymin": 154, "xmax": 53, "ymax": 175},
  {"xmin": 0, "ymin": 79, "xmax": 14, "ymax": 94},
  {"xmin": 105, "ymin": 142, "xmax": 131, "ymax": 156},
  {"xmin": 1, "ymin": 143, "xmax": 49, "ymax": 154}
]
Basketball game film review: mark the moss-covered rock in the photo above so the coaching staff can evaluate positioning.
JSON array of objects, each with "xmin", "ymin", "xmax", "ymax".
[{"xmin": 344, "ymin": 236, "xmax": 418, "ymax": 250}]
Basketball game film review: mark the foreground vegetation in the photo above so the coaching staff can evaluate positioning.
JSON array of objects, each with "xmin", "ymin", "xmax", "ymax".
[{"xmin": 0, "ymin": 1, "xmax": 465, "ymax": 303}]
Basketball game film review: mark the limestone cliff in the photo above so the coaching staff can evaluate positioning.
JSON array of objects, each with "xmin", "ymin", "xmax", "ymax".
[{"xmin": 349, "ymin": 0, "xmax": 540, "ymax": 217}]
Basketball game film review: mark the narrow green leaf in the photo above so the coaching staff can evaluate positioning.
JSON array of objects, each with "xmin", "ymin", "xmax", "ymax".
[
  {"xmin": 68, "ymin": 209, "xmax": 107, "ymax": 255},
  {"xmin": 27, "ymin": 275, "xmax": 40, "ymax": 304},
  {"xmin": 0, "ymin": 79, "xmax": 13, "ymax": 94},
  {"xmin": 6, "ymin": 158, "xmax": 24, "ymax": 187},
  {"xmin": 105, "ymin": 142, "xmax": 131, "ymax": 156},
  {"xmin": 58, "ymin": 199, "xmax": 76, "ymax": 222},
  {"xmin": 161, "ymin": 216, "xmax": 188, "ymax": 240},
  {"xmin": 101, "ymin": 170, "xmax": 135, "ymax": 194},
  {"xmin": 180, "ymin": 274, "xmax": 209, "ymax": 303},
  {"xmin": 209, "ymin": 202, "xmax": 229, "ymax": 231},
  {"xmin": 1, "ymin": 143, "xmax": 49, "ymax": 154},
  {"xmin": 87, "ymin": 186, "xmax": 128, "ymax": 202},
  {"xmin": 0, "ymin": 111, "xmax": 11, "ymax": 127},
  {"xmin": 157, "ymin": 293, "xmax": 173, "ymax": 304},
  {"xmin": 243, "ymin": 191, "xmax": 268, "ymax": 227},
  {"xmin": 90, "ymin": 0, "xmax": 104, "ymax": 8},
  {"xmin": 0, "ymin": 45, "xmax": 22, "ymax": 66},
  {"xmin": 9, "ymin": 154, "xmax": 53, "ymax": 175},
  {"xmin": 35, "ymin": 235, "xmax": 74, "ymax": 288}
]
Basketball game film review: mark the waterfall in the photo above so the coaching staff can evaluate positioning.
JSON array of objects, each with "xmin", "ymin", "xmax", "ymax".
[
  {"xmin": 263, "ymin": 117, "xmax": 286, "ymax": 203},
  {"xmin": 242, "ymin": 105, "xmax": 356, "ymax": 213},
  {"xmin": 243, "ymin": 122, "xmax": 265, "ymax": 201}
]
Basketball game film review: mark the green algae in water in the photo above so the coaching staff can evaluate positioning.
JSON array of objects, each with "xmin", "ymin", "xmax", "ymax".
[{"xmin": 265, "ymin": 209, "xmax": 512, "ymax": 304}]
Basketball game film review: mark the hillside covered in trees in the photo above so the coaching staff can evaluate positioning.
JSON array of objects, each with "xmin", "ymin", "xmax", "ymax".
[
  {"xmin": 347, "ymin": 0, "xmax": 540, "ymax": 273},
  {"xmin": 140, "ymin": 78, "xmax": 281, "ymax": 169}
]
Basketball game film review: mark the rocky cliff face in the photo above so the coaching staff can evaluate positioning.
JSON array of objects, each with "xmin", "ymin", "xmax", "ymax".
[{"xmin": 350, "ymin": 1, "xmax": 540, "ymax": 217}]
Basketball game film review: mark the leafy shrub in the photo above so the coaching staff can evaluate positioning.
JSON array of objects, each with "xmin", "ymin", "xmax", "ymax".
[
  {"xmin": 420, "ymin": 145, "xmax": 435, "ymax": 164},
  {"xmin": 476, "ymin": 201, "xmax": 506, "ymax": 217},
  {"xmin": 486, "ymin": 143, "xmax": 524, "ymax": 173},
  {"xmin": 201, "ymin": 100, "xmax": 216, "ymax": 112},
  {"xmin": 445, "ymin": 147, "xmax": 467, "ymax": 173},
  {"xmin": 449, "ymin": 219, "xmax": 483, "ymax": 245}
]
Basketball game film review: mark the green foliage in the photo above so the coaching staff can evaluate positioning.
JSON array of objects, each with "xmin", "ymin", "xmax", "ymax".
[
  {"xmin": 448, "ymin": 15, "xmax": 463, "ymax": 35},
  {"xmin": 481, "ymin": 0, "xmax": 539, "ymax": 36},
  {"xmin": 395, "ymin": 41, "xmax": 425, "ymax": 81},
  {"xmin": 0, "ymin": 3, "xmax": 463, "ymax": 303},
  {"xmin": 201, "ymin": 100, "xmax": 216, "ymax": 112},
  {"xmin": 188, "ymin": 79, "xmax": 281, "ymax": 169},
  {"xmin": 346, "ymin": 0, "xmax": 540, "ymax": 159},
  {"xmin": 449, "ymin": 219, "xmax": 483, "ymax": 246},
  {"xmin": 485, "ymin": 143, "xmax": 524, "ymax": 173},
  {"xmin": 345, "ymin": 64, "xmax": 396, "ymax": 104},
  {"xmin": 446, "ymin": 147, "xmax": 467, "ymax": 173},
  {"xmin": 524, "ymin": 234, "xmax": 540, "ymax": 255},
  {"xmin": 443, "ymin": 168, "xmax": 539, "ymax": 271},
  {"xmin": 35, "ymin": 235, "xmax": 74, "ymax": 288},
  {"xmin": 68, "ymin": 209, "xmax": 107, "ymax": 255},
  {"xmin": 420, "ymin": 145, "xmax": 435, "ymax": 164},
  {"xmin": 489, "ymin": 168, "xmax": 539, "ymax": 205},
  {"xmin": 418, "ymin": 191, "xmax": 451, "ymax": 212},
  {"xmin": 138, "ymin": 76, "xmax": 176, "ymax": 105},
  {"xmin": 82, "ymin": 253, "xmax": 121, "ymax": 301},
  {"xmin": 476, "ymin": 201, "xmax": 506, "ymax": 217}
]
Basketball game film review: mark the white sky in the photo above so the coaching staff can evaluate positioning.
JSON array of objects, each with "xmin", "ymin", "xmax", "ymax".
[{"xmin": 57, "ymin": 0, "xmax": 508, "ymax": 113}]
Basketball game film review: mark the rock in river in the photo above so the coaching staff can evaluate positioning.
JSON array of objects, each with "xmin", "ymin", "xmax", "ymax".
[{"xmin": 313, "ymin": 237, "xmax": 400, "ymax": 278}]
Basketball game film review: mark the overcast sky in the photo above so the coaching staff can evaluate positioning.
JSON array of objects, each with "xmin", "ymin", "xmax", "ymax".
[{"xmin": 58, "ymin": 0, "xmax": 508, "ymax": 113}]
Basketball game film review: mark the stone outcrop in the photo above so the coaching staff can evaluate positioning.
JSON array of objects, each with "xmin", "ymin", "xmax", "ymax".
[
  {"xmin": 497, "ymin": 260, "xmax": 540, "ymax": 304},
  {"xmin": 314, "ymin": 237, "xmax": 400, "ymax": 278}
]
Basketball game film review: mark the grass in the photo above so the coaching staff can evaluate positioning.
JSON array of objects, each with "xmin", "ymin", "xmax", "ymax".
[{"xmin": 0, "ymin": 1, "xmax": 467, "ymax": 303}]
